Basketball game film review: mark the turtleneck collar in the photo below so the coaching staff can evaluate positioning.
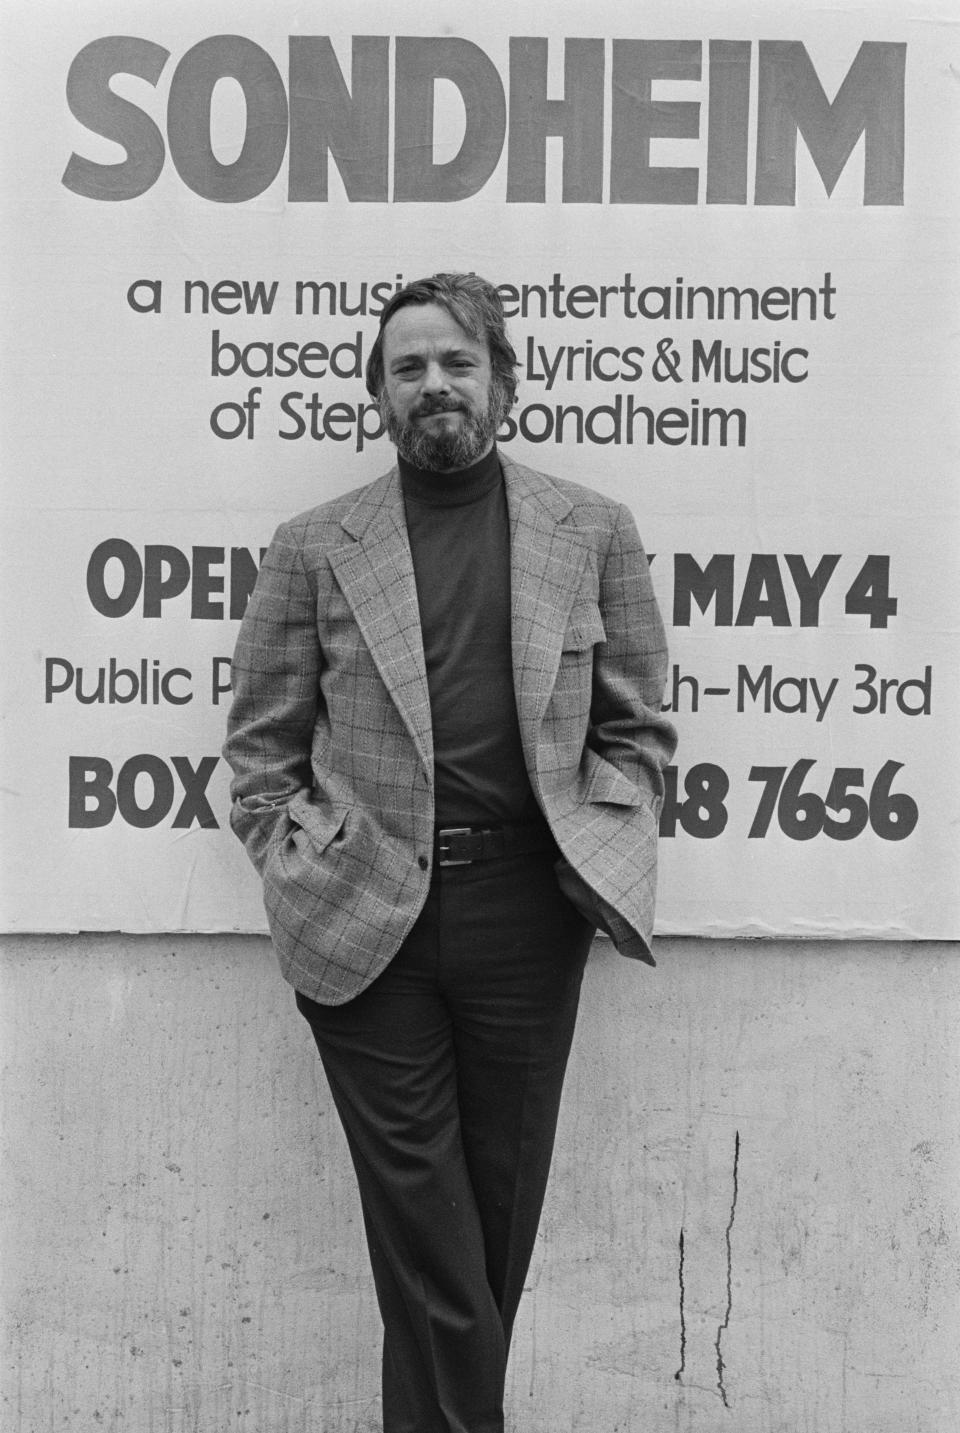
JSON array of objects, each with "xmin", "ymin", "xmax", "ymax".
[{"xmin": 398, "ymin": 445, "xmax": 502, "ymax": 508}]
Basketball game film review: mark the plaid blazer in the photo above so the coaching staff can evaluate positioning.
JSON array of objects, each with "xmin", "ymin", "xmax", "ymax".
[{"xmin": 224, "ymin": 455, "xmax": 676, "ymax": 1004}]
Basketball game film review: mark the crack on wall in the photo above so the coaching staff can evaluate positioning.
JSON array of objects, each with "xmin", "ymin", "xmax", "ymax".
[
  {"xmin": 674, "ymin": 1226, "xmax": 686, "ymax": 1381},
  {"xmin": 715, "ymin": 1129, "xmax": 740, "ymax": 1410}
]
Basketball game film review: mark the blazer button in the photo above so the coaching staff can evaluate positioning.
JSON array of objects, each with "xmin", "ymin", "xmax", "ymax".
[{"xmin": 418, "ymin": 855, "xmax": 429, "ymax": 871}]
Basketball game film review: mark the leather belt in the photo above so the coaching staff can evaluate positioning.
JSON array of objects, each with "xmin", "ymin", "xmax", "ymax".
[{"xmin": 434, "ymin": 822, "xmax": 556, "ymax": 867}]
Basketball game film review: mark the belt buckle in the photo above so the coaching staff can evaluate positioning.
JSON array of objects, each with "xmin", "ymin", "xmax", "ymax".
[{"xmin": 437, "ymin": 827, "xmax": 474, "ymax": 867}]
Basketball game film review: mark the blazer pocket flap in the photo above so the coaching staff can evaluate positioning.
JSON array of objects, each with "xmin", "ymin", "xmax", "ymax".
[
  {"xmin": 583, "ymin": 749, "xmax": 643, "ymax": 806},
  {"xmin": 562, "ymin": 602, "xmax": 606, "ymax": 651},
  {"xmin": 287, "ymin": 792, "xmax": 348, "ymax": 853}
]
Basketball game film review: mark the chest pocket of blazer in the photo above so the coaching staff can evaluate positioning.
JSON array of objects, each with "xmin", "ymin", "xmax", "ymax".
[{"xmin": 562, "ymin": 602, "xmax": 606, "ymax": 652}]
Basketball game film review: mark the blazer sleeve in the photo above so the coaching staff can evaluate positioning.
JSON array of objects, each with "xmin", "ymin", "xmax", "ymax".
[
  {"xmin": 222, "ymin": 521, "xmax": 321, "ymax": 874},
  {"xmin": 588, "ymin": 502, "xmax": 677, "ymax": 810}
]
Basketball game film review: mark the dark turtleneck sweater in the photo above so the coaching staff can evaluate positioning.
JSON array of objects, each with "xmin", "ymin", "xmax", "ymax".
[{"xmin": 399, "ymin": 446, "xmax": 539, "ymax": 827}]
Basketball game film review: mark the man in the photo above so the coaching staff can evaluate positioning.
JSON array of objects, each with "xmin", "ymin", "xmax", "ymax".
[{"xmin": 224, "ymin": 272, "xmax": 676, "ymax": 1433}]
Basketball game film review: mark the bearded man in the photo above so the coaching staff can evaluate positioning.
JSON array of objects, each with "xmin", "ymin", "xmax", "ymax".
[{"xmin": 224, "ymin": 272, "xmax": 676, "ymax": 1433}]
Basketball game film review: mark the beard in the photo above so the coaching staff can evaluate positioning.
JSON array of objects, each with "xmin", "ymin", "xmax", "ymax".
[{"xmin": 380, "ymin": 385, "xmax": 507, "ymax": 472}]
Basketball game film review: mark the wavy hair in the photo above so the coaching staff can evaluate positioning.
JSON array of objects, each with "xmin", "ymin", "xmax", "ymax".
[{"xmin": 365, "ymin": 272, "xmax": 519, "ymax": 416}]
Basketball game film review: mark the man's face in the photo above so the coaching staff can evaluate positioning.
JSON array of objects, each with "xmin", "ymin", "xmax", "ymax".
[{"xmin": 379, "ymin": 302, "xmax": 503, "ymax": 472}]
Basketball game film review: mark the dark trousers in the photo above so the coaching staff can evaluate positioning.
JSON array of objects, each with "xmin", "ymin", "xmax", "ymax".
[{"xmin": 296, "ymin": 847, "xmax": 594, "ymax": 1433}]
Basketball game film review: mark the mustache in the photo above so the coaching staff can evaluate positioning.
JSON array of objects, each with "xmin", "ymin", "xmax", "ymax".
[{"xmin": 411, "ymin": 397, "xmax": 465, "ymax": 418}]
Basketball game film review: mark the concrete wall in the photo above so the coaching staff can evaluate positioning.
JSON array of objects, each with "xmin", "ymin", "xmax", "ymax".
[{"xmin": 2, "ymin": 933, "xmax": 958, "ymax": 1433}]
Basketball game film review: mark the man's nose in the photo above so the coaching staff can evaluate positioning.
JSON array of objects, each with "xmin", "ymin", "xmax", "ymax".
[{"xmin": 420, "ymin": 359, "xmax": 450, "ymax": 394}]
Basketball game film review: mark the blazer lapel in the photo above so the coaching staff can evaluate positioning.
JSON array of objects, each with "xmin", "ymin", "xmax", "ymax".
[
  {"xmin": 327, "ymin": 469, "xmax": 434, "ymax": 775},
  {"xmin": 504, "ymin": 458, "xmax": 590, "ymax": 749},
  {"xmin": 326, "ymin": 457, "xmax": 588, "ymax": 780}
]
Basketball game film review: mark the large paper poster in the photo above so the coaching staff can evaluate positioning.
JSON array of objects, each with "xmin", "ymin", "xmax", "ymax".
[{"xmin": 1, "ymin": 0, "xmax": 957, "ymax": 938}]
